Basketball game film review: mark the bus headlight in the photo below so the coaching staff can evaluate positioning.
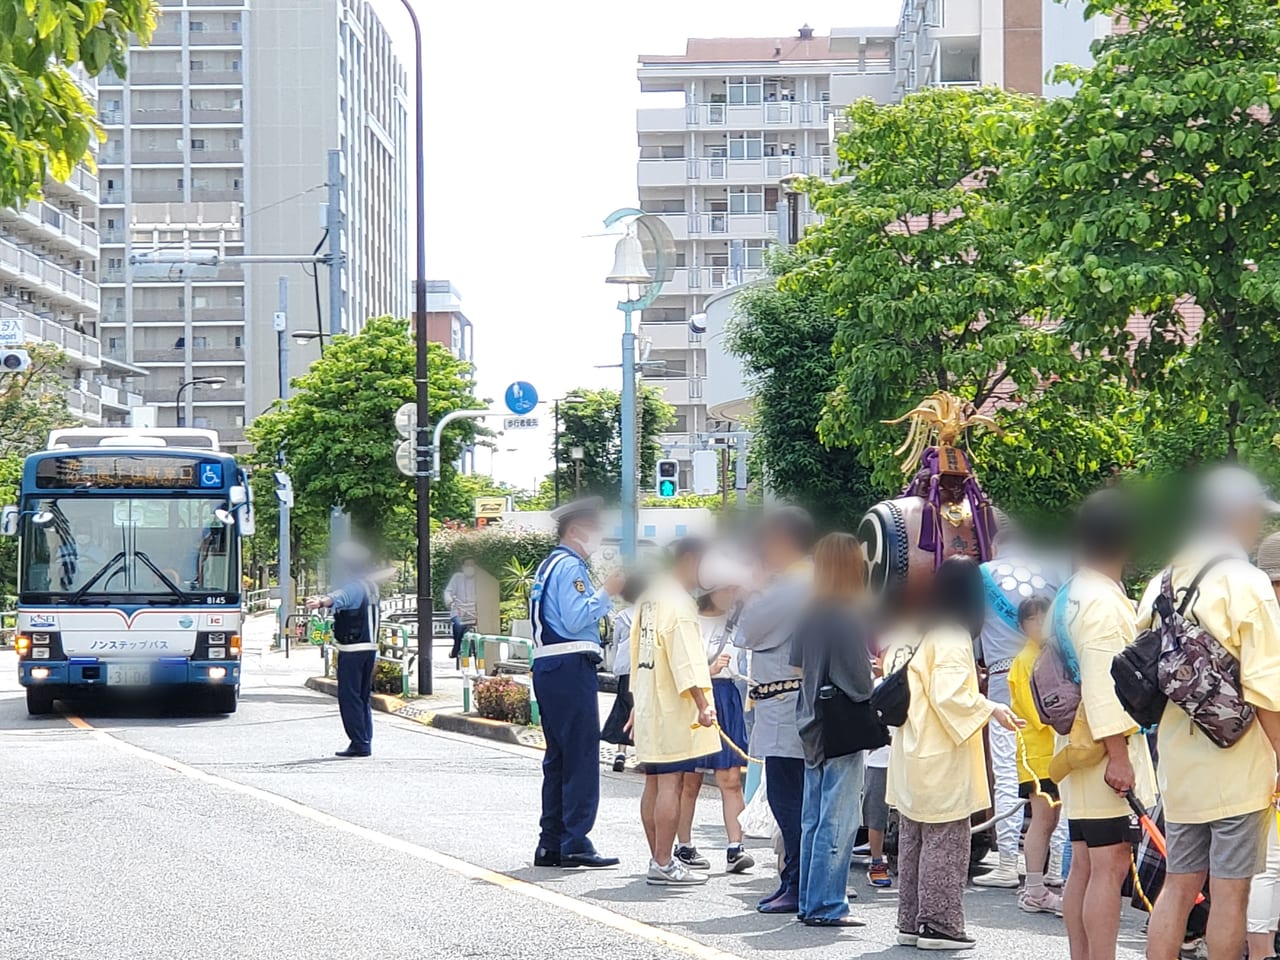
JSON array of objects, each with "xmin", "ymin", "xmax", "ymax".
[
  {"xmin": 31, "ymin": 648, "xmax": 49, "ymax": 659},
  {"xmin": 14, "ymin": 635, "xmax": 29, "ymax": 656},
  {"xmin": 30, "ymin": 667, "xmax": 50, "ymax": 680},
  {"xmin": 208, "ymin": 667, "xmax": 227, "ymax": 680}
]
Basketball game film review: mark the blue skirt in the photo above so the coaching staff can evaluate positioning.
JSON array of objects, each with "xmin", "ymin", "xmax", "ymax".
[{"xmin": 700, "ymin": 679, "xmax": 748, "ymax": 770}]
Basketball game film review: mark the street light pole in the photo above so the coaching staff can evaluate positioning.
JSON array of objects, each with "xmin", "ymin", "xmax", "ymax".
[
  {"xmin": 392, "ymin": 0, "xmax": 432, "ymax": 696},
  {"xmin": 553, "ymin": 398, "xmax": 562, "ymax": 509},
  {"xmin": 173, "ymin": 377, "xmax": 227, "ymax": 425}
]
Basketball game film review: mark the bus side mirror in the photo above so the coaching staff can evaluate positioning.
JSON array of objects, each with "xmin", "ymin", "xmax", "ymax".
[{"xmin": 0, "ymin": 506, "xmax": 16, "ymax": 537}]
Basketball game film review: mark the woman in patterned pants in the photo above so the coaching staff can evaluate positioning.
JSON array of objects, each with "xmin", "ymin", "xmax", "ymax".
[{"xmin": 884, "ymin": 558, "xmax": 1024, "ymax": 950}]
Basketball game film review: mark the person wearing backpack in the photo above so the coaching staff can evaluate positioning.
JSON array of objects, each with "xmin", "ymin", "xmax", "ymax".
[
  {"xmin": 1139, "ymin": 468, "xmax": 1280, "ymax": 960},
  {"xmin": 1246, "ymin": 531, "xmax": 1280, "ymax": 960},
  {"xmin": 885, "ymin": 557, "xmax": 1023, "ymax": 951},
  {"xmin": 1056, "ymin": 489, "xmax": 1158, "ymax": 960}
]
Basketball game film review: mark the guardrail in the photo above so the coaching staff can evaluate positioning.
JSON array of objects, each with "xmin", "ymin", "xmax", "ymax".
[
  {"xmin": 0, "ymin": 609, "xmax": 14, "ymax": 648},
  {"xmin": 244, "ymin": 589, "xmax": 273, "ymax": 613},
  {"xmin": 459, "ymin": 633, "xmax": 539, "ymax": 724}
]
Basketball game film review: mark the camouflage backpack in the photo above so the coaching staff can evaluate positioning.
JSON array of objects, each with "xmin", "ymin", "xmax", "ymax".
[{"xmin": 1156, "ymin": 561, "xmax": 1255, "ymax": 749}]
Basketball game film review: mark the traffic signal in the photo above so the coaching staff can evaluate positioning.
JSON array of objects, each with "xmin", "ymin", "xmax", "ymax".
[
  {"xmin": 655, "ymin": 459, "xmax": 679, "ymax": 499},
  {"xmin": 0, "ymin": 349, "xmax": 30, "ymax": 374}
]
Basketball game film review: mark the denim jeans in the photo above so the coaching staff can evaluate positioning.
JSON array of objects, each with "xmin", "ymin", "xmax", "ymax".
[{"xmin": 798, "ymin": 752, "xmax": 866, "ymax": 920}]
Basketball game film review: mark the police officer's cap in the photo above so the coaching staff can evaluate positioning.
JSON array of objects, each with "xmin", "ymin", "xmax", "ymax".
[{"xmin": 550, "ymin": 496, "xmax": 605, "ymax": 526}]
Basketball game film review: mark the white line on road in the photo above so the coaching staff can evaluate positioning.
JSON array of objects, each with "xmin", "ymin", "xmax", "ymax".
[{"xmin": 65, "ymin": 715, "xmax": 746, "ymax": 960}]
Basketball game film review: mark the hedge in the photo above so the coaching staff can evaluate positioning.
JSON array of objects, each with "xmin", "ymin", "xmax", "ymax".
[{"xmin": 429, "ymin": 526, "xmax": 558, "ymax": 605}]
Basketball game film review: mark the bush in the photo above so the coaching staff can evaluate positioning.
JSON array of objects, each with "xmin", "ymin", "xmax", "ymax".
[
  {"xmin": 472, "ymin": 676, "xmax": 531, "ymax": 725},
  {"xmin": 430, "ymin": 526, "xmax": 557, "ymax": 603}
]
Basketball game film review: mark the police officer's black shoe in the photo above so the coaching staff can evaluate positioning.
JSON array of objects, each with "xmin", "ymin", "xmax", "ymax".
[
  {"xmin": 562, "ymin": 852, "xmax": 620, "ymax": 868},
  {"xmin": 533, "ymin": 847, "xmax": 562, "ymax": 867},
  {"xmin": 334, "ymin": 747, "xmax": 371, "ymax": 758}
]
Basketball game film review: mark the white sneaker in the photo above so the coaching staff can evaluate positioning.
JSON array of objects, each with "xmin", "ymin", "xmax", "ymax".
[
  {"xmin": 646, "ymin": 858, "xmax": 709, "ymax": 886},
  {"xmin": 973, "ymin": 854, "xmax": 1020, "ymax": 888}
]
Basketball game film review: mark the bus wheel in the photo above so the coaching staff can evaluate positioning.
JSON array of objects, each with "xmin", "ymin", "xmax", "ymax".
[
  {"xmin": 26, "ymin": 688, "xmax": 57, "ymax": 716},
  {"xmin": 211, "ymin": 686, "xmax": 238, "ymax": 714}
]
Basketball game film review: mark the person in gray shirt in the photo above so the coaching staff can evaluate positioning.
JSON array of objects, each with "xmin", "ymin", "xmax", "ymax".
[{"xmin": 738, "ymin": 506, "xmax": 815, "ymax": 915}]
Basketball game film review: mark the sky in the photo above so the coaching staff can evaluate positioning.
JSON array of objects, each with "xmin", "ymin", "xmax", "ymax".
[{"xmin": 368, "ymin": 0, "xmax": 903, "ymax": 490}]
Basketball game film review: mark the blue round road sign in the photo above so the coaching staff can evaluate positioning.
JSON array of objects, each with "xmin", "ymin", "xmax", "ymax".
[{"xmin": 504, "ymin": 381, "xmax": 538, "ymax": 415}]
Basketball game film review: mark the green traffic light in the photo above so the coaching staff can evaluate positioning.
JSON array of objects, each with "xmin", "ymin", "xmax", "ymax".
[{"xmin": 658, "ymin": 479, "xmax": 677, "ymax": 498}]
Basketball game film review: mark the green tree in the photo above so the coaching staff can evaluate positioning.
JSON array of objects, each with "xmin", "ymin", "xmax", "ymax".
[
  {"xmin": 0, "ymin": 0, "xmax": 156, "ymax": 207},
  {"xmin": 245, "ymin": 317, "xmax": 484, "ymax": 566},
  {"xmin": 1018, "ymin": 0, "xmax": 1280, "ymax": 463},
  {"xmin": 550, "ymin": 386, "xmax": 673, "ymax": 501},
  {"xmin": 726, "ymin": 252, "xmax": 877, "ymax": 530},
  {"xmin": 0, "ymin": 342, "xmax": 76, "ymax": 594},
  {"xmin": 793, "ymin": 87, "xmax": 1133, "ymax": 517}
]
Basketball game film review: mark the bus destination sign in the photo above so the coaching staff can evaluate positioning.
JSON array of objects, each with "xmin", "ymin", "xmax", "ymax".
[{"xmin": 35, "ymin": 456, "xmax": 223, "ymax": 490}]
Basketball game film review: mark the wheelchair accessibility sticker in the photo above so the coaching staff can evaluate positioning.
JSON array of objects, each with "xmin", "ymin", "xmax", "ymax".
[{"xmin": 199, "ymin": 462, "xmax": 223, "ymax": 488}]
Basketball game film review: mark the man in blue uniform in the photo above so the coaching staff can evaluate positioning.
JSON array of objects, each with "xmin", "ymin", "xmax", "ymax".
[
  {"xmin": 306, "ymin": 542, "xmax": 381, "ymax": 758},
  {"xmin": 531, "ymin": 497, "xmax": 624, "ymax": 868}
]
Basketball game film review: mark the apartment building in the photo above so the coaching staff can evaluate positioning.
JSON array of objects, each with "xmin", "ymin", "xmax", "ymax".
[
  {"xmin": 425, "ymin": 280, "xmax": 475, "ymax": 367},
  {"xmin": 635, "ymin": 3, "xmax": 1107, "ymax": 485},
  {"xmin": 98, "ymin": 0, "xmax": 409, "ymax": 448}
]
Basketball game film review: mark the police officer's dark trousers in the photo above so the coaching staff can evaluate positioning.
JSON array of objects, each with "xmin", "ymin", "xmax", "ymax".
[
  {"xmin": 532, "ymin": 652, "xmax": 600, "ymax": 856},
  {"xmin": 336, "ymin": 649, "xmax": 376, "ymax": 754}
]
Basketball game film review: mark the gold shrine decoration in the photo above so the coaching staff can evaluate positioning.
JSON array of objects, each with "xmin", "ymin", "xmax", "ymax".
[{"xmin": 882, "ymin": 391, "xmax": 1002, "ymax": 475}]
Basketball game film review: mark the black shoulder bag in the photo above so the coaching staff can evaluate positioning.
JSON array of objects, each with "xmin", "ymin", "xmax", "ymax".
[{"xmin": 870, "ymin": 643, "xmax": 918, "ymax": 728}]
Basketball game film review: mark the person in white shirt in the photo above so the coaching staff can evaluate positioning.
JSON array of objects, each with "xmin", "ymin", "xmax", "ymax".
[
  {"xmin": 600, "ymin": 575, "xmax": 647, "ymax": 772},
  {"xmin": 672, "ymin": 546, "xmax": 757, "ymax": 875}
]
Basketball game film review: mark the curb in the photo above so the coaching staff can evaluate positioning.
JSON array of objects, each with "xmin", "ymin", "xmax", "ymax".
[{"xmin": 304, "ymin": 676, "xmax": 544, "ymax": 749}]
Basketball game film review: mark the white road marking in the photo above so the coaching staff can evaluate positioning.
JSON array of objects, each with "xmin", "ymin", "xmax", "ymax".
[{"xmin": 66, "ymin": 715, "xmax": 745, "ymax": 960}]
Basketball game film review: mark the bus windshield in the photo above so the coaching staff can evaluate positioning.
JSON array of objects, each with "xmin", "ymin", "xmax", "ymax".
[{"xmin": 19, "ymin": 496, "xmax": 238, "ymax": 601}]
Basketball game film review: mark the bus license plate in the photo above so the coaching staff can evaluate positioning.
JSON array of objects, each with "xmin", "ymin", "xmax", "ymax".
[{"xmin": 108, "ymin": 663, "xmax": 151, "ymax": 686}]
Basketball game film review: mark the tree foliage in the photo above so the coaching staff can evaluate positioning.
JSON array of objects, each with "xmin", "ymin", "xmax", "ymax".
[
  {"xmin": 550, "ymin": 385, "xmax": 673, "ymax": 501},
  {"xmin": 0, "ymin": 342, "xmax": 76, "ymax": 594},
  {"xmin": 775, "ymin": 87, "xmax": 1135, "ymax": 517},
  {"xmin": 1017, "ymin": 0, "xmax": 1280, "ymax": 463},
  {"xmin": 726, "ymin": 254, "xmax": 877, "ymax": 530},
  {"xmin": 0, "ymin": 0, "xmax": 155, "ymax": 207},
  {"xmin": 245, "ymin": 317, "xmax": 484, "ymax": 566}
]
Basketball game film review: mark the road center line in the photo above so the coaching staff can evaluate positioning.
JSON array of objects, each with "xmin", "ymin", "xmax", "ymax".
[{"xmin": 64, "ymin": 714, "xmax": 745, "ymax": 960}]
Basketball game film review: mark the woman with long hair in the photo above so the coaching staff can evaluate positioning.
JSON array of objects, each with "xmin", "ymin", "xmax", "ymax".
[
  {"xmin": 791, "ymin": 532, "xmax": 883, "ymax": 927},
  {"xmin": 887, "ymin": 556, "xmax": 1023, "ymax": 950}
]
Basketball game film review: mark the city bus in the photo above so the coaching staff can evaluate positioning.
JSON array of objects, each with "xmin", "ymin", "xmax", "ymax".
[{"xmin": 1, "ymin": 429, "xmax": 255, "ymax": 715}]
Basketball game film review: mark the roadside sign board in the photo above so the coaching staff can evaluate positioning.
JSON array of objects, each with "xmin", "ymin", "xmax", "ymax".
[
  {"xmin": 0, "ymin": 318, "xmax": 21, "ymax": 345},
  {"xmin": 394, "ymin": 439, "xmax": 416, "ymax": 477},
  {"xmin": 504, "ymin": 381, "xmax": 538, "ymax": 415},
  {"xmin": 503, "ymin": 416, "xmax": 539, "ymax": 431},
  {"xmin": 394, "ymin": 402, "xmax": 417, "ymax": 439},
  {"xmin": 474, "ymin": 497, "xmax": 506, "ymax": 518}
]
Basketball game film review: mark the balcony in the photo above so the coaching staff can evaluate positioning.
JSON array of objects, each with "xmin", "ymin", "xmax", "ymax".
[
  {"xmin": 0, "ymin": 237, "xmax": 99, "ymax": 310},
  {"xmin": 47, "ymin": 166, "xmax": 98, "ymax": 203},
  {"xmin": 684, "ymin": 100, "xmax": 834, "ymax": 130},
  {"xmin": 148, "ymin": 28, "xmax": 184, "ymax": 45},
  {"xmin": 657, "ymin": 266, "xmax": 767, "ymax": 297},
  {"xmin": 190, "ymin": 107, "xmax": 243, "ymax": 124},
  {"xmin": 637, "ymin": 158, "xmax": 688, "ymax": 188},
  {"xmin": 639, "ymin": 322, "xmax": 696, "ymax": 351},
  {"xmin": 190, "ymin": 188, "xmax": 244, "ymax": 204},
  {"xmin": 129, "ymin": 70, "xmax": 184, "ymax": 85},
  {"xmin": 143, "ymin": 386, "xmax": 245, "ymax": 404},
  {"xmin": 691, "ymin": 212, "xmax": 777, "ymax": 239},
  {"xmin": 636, "ymin": 106, "xmax": 687, "ymax": 133},
  {"xmin": 188, "ymin": 31, "xmax": 244, "ymax": 46},
  {"xmin": 131, "ymin": 149, "xmax": 185, "ymax": 164},
  {"xmin": 131, "ymin": 188, "xmax": 185, "ymax": 204},
  {"xmin": 0, "ymin": 200, "xmax": 100, "ymax": 256},
  {"xmin": 686, "ymin": 155, "xmax": 829, "ymax": 185},
  {"xmin": 67, "ymin": 387, "xmax": 104, "ymax": 423},
  {"xmin": 189, "ymin": 70, "xmax": 243, "ymax": 85},
  {"xmin": 1, "ymin": 304, "xmax": 102, "ymax": 367},
  {"xmin": 132, "ymin": 347, "xmax": 245, "ymax": 363},
  {"xmin": 131, "ymin": 107, "xmax": 184, "ymax": 125},
  {"xmin": 189, "ymin": 149, "xmax": 244, "ymax": 164},
  {"xmin": 98, "ymin": 383, "xmax": 146, "ymax": 410},
  {"xmin": 641, "ymin": 376, "xmax": 698, "ymax": 406}
]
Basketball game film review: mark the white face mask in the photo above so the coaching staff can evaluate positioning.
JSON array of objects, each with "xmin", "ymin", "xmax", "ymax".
[{"xmin": 578, "ymin": 530, "xmax": 602, "ymax": 556}]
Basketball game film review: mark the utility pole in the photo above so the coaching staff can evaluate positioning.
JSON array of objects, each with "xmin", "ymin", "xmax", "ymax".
[
  {"xmin": 620, "ymin": 306, "xmax": 637, "ymax": 561},
  {"xmin": 275, "ymin": 276, "xmax": 292, "ymax": 660},
  {"xmin": 735, "ymin": 436, "xmax": 749, "ymax": 509},
  {"xmin": 326, "ymin": 149, "xmax": 348, "ymax": 557},
  {"xmin": 720, "ymin": 445, "xmax": 730, "ymax": 511}
]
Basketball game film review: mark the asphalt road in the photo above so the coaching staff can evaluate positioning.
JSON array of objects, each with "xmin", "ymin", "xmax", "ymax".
[{"xmin": 0, "ymin": 644, "xmax": 1149, "ymax": 960}]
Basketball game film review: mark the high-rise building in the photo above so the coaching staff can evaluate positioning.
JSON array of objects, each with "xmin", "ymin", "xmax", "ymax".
[
  {"xmin": 425, "ymin": 280, "xmax": 474, "ymax": 367},
  {"xmin": 636, "ymin": 5, "xmax": 1107, "ymax": 485},
  {"xmin": 98, "ymin": 0, "xmax": 409, "ymax": 448},
  {"xmin": 0, "ymin": 69, "xmax": 147, "ymax": 426}
]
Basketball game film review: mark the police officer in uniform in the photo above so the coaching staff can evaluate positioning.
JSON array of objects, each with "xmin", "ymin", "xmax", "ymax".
[
  {"xmin": 306, "ymin": 542, "xmax": 381, "ymax": 758},
  {"xmin": 530, "ymin": 497, "xmax": 624, "ymax": 868}
]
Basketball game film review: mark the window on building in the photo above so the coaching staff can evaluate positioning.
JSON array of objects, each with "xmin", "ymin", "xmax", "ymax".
[
  {"xmin": 230, "ymin": 59, "xmax": 241, "ymax": 71},
  {"xmin": 108, "ymin": 337, "xmax": 122, "ymax": 351},
  {"xmin": 743, "ymin": 239, "xmax": 766, "ymax": 269},
  {"xmin": 177, "ymin": 177, "xmax": 184, "ymax": 189},
  {"xmin": 727, "ymin": 76, "xmax": 763, "ymax": 104},
  {"xmin": 107, "ymin": 257, "xmax": 123, "ymax": 269},
  {"xmin": 189, "ymin": 59, "xmax": 205, "ymax": 71},
  {"xmin": 728, "ymin": 132, "xmax": 763, "ymax": 160},
  {"xmin": 189, "ymin": 20, "xmax": 204, "ymax": 32},
  {"xmin": 191, "ymin": 138, "xmax": 206, "ymax": 150},
  {"xmin": 728, "ymin": 188, "xmax": 764, "ymax": 215}
]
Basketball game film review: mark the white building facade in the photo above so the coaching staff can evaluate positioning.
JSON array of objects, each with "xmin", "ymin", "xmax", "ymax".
[
  {"xmin": 97, "ymin": 0, "xmax": 408, "ymax": 448},
  {"xmin": 637, "ymin": 5, "xmax": 1108, "ymax": 484}
]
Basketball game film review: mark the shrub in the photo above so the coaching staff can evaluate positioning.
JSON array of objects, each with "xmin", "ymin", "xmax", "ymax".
[
  {"xmin": 472, "ymin": 676, "xmax": 531, "ymax": 725},
  {"xmin": 430, "ymin": 526, "xmax": 557, "ymax": 603}
]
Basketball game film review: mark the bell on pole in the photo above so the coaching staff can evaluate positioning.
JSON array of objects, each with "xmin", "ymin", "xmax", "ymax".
[{"xmin": 606, "ymin": 229, "xmax": 652, "ymax": 285}]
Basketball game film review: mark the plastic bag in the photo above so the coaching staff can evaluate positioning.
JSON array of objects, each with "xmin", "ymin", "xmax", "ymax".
[{"xmin": 738, "ymin": 766, "xmax": 776, "ymax": 839}]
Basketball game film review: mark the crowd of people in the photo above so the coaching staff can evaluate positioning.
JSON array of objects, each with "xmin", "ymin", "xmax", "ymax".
[{"xmin": 479, "ymin": 462, "xmax": 1280, "ymax": 956}]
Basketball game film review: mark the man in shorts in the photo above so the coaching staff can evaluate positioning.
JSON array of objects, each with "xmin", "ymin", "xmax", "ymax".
[
  {"xmin": 630, "ymin": 538, "xmax": 720, "ymax": 886},
  {"xmin": 1140, "ymin": 468, "xmax": 1280, "ymax": 960},
  {"xmin": 1056, "ymin": 490, "xmax": 1157, "ymax": 960}
]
